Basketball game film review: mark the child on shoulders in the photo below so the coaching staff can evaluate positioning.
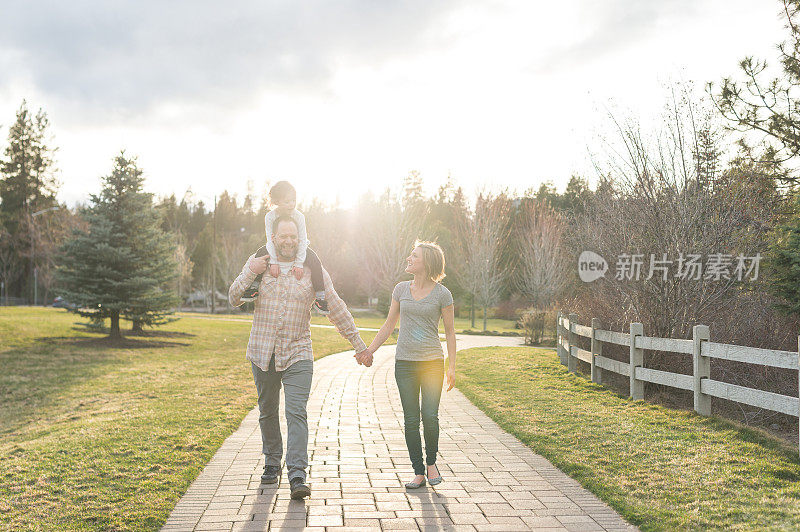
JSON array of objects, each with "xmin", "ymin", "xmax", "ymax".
[{"xmin": 241, "ymin": 181, "xmax": 328, "ymax": 314}]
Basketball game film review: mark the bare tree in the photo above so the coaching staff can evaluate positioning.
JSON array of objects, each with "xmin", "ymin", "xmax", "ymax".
[
  {"xmin": 356, "ymin": 190, "xmax": 422, "ymax": 310},
  {"xmin": 174, "ymin": 242, "xmax": 194, "ymax": 302},
  {"xmin": 217, "ymin": 232, "xmax": 254, "ymax": 308},
  {"xmin": 570, "ymin": 85, "xmax": 789, "ymax": 384},
  {"xmin": 514, "ymin": 199, "xmax": 568, "ymax": 308},
  {"xmin": 454, "ymin": 193, "xmax": 510, "ymax": 330},
  {"xmin": 20, "ymin": 206, "xmax": 84, "ymax": 304},
  {"xmin": 514, "ymin": 200, "xmax": 569, "ymax": 340}
]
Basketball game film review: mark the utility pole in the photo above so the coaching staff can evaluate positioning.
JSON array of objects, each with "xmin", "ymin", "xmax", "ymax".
[{"xmin": 211, "ymin": 194, "xmax": 216, "ymax": 314}]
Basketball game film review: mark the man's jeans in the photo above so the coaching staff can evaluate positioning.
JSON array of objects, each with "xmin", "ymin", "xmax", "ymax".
[
  {"xmin": 251, "ymin": 357, "xmax": 313, "ymax": 482},
  {"xmin": 394, "ymin": 359, "xmax": 444, "ymax": 475}
]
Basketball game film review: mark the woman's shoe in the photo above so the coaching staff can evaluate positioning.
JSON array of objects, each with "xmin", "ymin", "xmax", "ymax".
[
  {"xmin": 427, "ymin": 465, "xmax": 443, "ymax": 486},
  {"xmin": 405, "ymin": 476, "xmax": 426, "ymax": 489}
]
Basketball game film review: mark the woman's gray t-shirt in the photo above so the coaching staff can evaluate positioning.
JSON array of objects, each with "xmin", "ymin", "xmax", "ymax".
[{"xmin": 392, "ymin": 281, "xmax": 454, "ymax": 361}]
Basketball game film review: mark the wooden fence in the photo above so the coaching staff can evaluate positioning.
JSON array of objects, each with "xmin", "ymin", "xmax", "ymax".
[{"xmin": 556, "ymin": 311, "xmax": 800, "ymax": 455}]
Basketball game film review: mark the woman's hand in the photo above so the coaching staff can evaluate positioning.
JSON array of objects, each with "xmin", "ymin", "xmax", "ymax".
[
  {"xmin": 354, "ymin": 348, "xmax": 374, "ymax": 367},
  {"xmin": 292, "ymin": 265, "xmax": 304, "ymax": 280},
  {"xmin": 446, "ymin": 366, "xmax": 455, "ymax": 391}
]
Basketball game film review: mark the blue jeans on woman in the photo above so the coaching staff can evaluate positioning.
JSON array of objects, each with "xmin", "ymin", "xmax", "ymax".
[{"xmin": 394, "ymin": 358, "xmax": 444, "ymax": 475}]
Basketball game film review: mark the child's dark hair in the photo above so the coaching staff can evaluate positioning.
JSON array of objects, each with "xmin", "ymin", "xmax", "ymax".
[{"xmin": 269, "ymin": 181, "xmax": 296, "ymax": 204}]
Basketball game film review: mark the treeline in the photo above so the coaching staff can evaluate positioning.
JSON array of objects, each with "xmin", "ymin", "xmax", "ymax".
[
  {"xmin": 151, "ymin": 171, "xmax": 593, "ymax": 324},
  {"xmin": 3, "ymin": 1, "xmax": 800, "ymax": 362},
  {"xmin": 0, "ymin": 98, "xmax": 588, "ymax": 325}
]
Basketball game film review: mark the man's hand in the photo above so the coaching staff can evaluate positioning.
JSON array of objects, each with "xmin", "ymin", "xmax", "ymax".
[
  {"xmin": 292, "ymin": 265, "xmax": 304, "ymax": 280},
  {"xmin": 354, "ymin": 349, "xmax": 373, "ymax": 367},
  {"xmin": 269, "ymin": 263, "xmax": 280, "ymax": 278},
  {"xmin": 446, "ymin": 366, "xmax": 455, "ymax": 391},
  {"xmin": 248, "ymin": 254, "xmax": 269, "ymax": 275}
]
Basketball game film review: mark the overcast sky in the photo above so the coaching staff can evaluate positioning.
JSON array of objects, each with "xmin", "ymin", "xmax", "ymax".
[{"xmin": 0, "ymin": 1, "xmax": 787, "ymax": 207}]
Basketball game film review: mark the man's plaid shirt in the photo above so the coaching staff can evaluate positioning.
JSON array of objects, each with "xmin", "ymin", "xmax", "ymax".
[{"xmin": 228, "ymin": 258, "xmax": 367, "ymax": 372}]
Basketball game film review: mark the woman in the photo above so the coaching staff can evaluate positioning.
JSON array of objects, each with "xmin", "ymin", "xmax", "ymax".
[{"xmin": 358, "ymin": 240, "xmax": 457, "ymax": 489}]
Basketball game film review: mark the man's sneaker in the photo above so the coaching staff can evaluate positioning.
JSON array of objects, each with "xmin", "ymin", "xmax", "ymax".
[
  {"xmin": 313, "ymin": 298, "xmax": 329, "ymax": 315},
  {"xmin": 289, "ymin": 477, "xmax": 311, "ymax": 499},
  {"xmin": 261, "ymin": 464, "xmax": 280, "ymax": 484}
]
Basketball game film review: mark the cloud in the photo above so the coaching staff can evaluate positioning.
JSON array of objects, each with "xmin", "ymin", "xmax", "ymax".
[
  {"xmin": 534, "ymin": 0, "xmax": 699, "ymax": 73},
  {"xmin": 0, "ymin": 0, "xmax": 461, "ymax": 118}
]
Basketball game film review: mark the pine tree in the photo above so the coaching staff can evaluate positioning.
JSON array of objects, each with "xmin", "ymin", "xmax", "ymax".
[
  {"xmin": 0, "ymin": 100, "xmax": 58, "ymax": 299},
  {"xmin": 57, "ymin": 153, "xmax": 179, "ymax": 339},
  {"xmin": 768, "ymin": 190, "xmax": 800, "ymax": 317},
  {"xmin": 0, "ymin": 101, "xmax": 58, "ymax": 221}
]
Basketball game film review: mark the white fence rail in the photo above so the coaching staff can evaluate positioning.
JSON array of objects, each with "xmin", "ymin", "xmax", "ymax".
[{"xmin": 556, "ymin": 311, "xmax": 800, "ymax": 455}]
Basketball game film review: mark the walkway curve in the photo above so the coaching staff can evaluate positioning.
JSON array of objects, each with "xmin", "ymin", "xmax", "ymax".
[{"xmin": 162, "ymin": 335, "xmax": 636, "ymax": 531}]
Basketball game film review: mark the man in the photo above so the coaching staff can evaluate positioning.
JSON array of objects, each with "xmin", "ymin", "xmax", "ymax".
[{"xmin": 228, "ymin": 215, "xmax": 370, "ymax": 499}]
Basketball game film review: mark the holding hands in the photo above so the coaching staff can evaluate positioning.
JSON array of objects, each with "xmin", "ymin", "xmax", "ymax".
[{"xmin": 354, "ymin": 348, "xmax": 374, "ymax": 367}]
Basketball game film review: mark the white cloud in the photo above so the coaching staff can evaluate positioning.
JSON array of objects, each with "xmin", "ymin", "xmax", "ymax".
[{"xmin": 0, "ymin": 0, "xmax": 787, "ymax": 207}]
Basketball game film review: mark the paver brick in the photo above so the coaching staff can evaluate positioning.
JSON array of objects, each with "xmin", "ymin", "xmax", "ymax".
[{"xmin": 162, "ymin": 340, "xmax": 636, "ymax": 531}]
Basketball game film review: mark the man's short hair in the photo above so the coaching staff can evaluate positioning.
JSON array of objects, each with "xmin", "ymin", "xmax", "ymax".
[{"xmin": 272, "ymin": 214, "xmax": 297, "ymax": 235}]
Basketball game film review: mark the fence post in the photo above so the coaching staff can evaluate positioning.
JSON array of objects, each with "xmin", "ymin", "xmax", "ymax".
[
  {"xmin": 560, "ymin": 311, "xmax": 568, "ymax": 366},
  {"xmin": 591, "ymin": 318, "xmax": 602, "ymax": 384},
  {"xmin": 568, "ymin": 313, "xmax": 578, "ymax": 373},
  {"xmin": 556, "ymin": 310, "xmax": 564, "ymax": 365},
  {"xmin": 693, "ymin": 325, "xmax": 711, "ymax": 416},
  {"xmin": 796, "ymin": 336, "xmax": 799, "ymax": 457},
  {"xmin": 629, "ymin": 322, "xmax": 644, "ymax": 400}
]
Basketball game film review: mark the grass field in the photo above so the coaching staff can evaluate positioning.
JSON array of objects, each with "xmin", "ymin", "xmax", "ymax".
[
  {"xmin": 176, "ymin": 310, "xmax": 523, "ymax": 334},
  {"xmin": 0, "ymin": 307, "xmax": 388, "ymax": 530},
  {"xmin": 456, "ymin": 346, "xmax": 800, "ymax": 531}
]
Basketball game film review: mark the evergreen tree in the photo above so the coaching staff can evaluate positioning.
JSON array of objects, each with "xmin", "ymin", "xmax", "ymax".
[
  {"xmin": 712, "ymin": 0, "xmax": 800, "ymax": 177},
  {"xmin": 768, "ymin": 190, "xmax": 800, "ymax": 317},
  {"xmin": 0, "ymin": 100, "xmax": 58, "ymax": 298},
  {"xmin": 57, "ymin": 153, "xmax": 179, "ymax": 339},
  {"xmin": 0, "ymin": 101, "xmax": 58, "ymax": 222}
]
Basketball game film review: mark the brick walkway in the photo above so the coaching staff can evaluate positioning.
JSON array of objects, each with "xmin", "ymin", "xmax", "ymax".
[{"xmin": 162, "ymin": 336, "xmax": 636, "ymax": 531}]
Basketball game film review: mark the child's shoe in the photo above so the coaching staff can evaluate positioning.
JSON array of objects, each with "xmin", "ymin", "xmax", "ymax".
[
  {"xmin": 313, "ymin": 291, "xmax": 329, "ymax": 315},
  {"xmin": 241, "ymin": 246, "xmax": 268, "ymax": 303}
]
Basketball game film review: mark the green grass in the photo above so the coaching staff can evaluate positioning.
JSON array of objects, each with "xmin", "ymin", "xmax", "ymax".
[
  {"xmin": 0, "ymin": 307, "xmax": 386, "ymax": 530},
  {"xmin": 176, "ymin": 308, "xmax": 524, "ymax": 335},
  {"xmin": 456, "ymin": 346, "xmax": 800, "ymax": 531}
]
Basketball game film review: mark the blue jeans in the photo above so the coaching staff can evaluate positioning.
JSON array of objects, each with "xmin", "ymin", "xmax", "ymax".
[
  {"xmin": 251, "ymin": 357, "xmax": 313, "ymax": 482},
  {"xmin": 394, "ymin": 359, "xmax": 444, "ymax": 475}
]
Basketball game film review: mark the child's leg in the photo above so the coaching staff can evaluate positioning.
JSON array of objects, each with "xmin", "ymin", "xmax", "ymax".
[{"xmin": 303, "ymin": 247, "xmax": 324, "ymax": 295}]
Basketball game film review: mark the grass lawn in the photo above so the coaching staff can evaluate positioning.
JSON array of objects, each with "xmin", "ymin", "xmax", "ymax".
[
  {"xmin": 0, "ymin": 307, "xmax": 388, "ymax": 530},
  {"xmin": 176, "ymin": 309, "xmax": 523, "ymax": 334},
  {"xmin": 457, "ymin": 346, "xmax": 800, "ymax": 531}
]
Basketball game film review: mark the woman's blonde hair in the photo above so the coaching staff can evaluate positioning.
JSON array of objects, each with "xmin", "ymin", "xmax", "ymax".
[{"xmin": 413, "ymin": 240, "xmax": 446, "ymax": 282}]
